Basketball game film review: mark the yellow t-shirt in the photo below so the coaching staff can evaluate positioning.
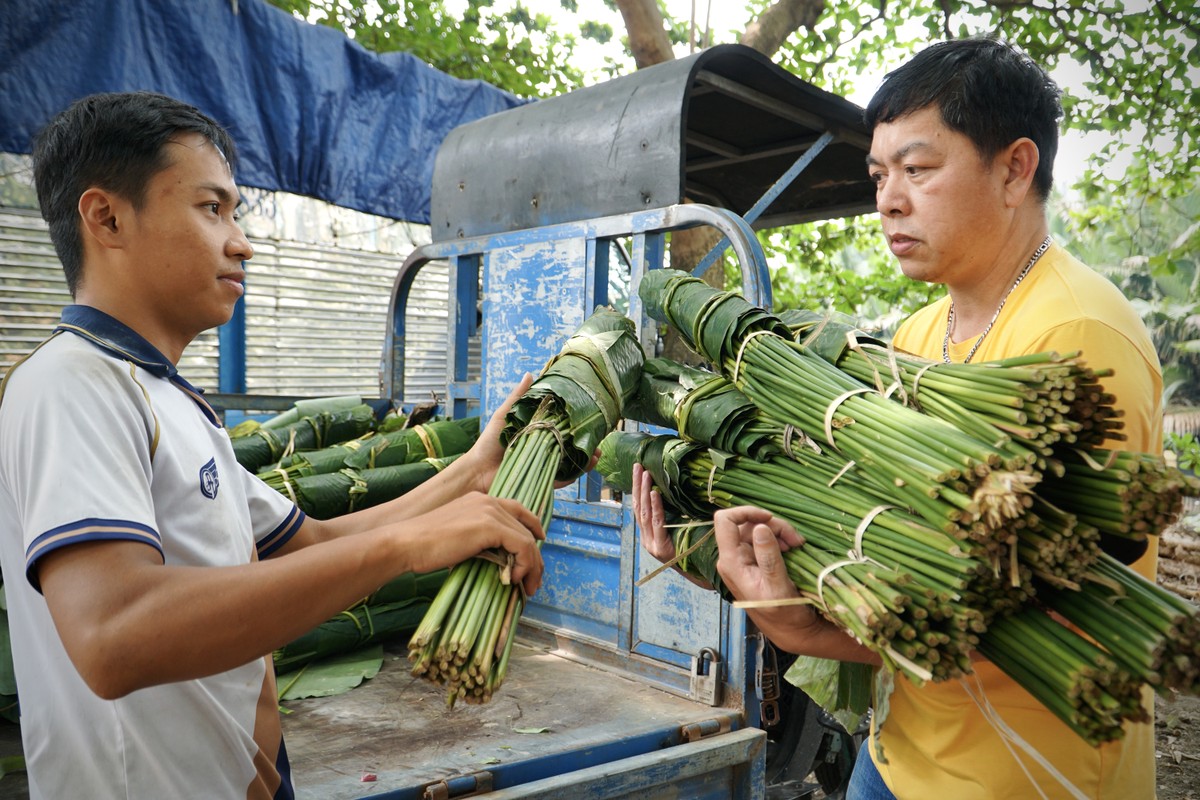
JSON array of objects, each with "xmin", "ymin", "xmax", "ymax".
[{"xmin": 878, "ymin": 243, "xmax": 1163, "ymax": 799}]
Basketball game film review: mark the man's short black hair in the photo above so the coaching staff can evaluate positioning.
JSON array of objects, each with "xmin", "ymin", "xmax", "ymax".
[
  {"xmin": 31, "ymin": 92, "xmax": 238, "ymax": 296},
  {"xmin": 865, "ymin": 38, "xmax": 1063, "ymax": 201}
]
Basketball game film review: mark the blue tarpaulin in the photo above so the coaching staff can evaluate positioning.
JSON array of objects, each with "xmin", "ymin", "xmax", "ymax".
[{"xmin": 0, "ymin": 0, "xmax": 524, "ymax": 223}]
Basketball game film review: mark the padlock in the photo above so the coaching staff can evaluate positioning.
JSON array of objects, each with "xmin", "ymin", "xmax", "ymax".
[{"xmin": 690, "ymin": 646, "xmax": 723, "ymax": 706}]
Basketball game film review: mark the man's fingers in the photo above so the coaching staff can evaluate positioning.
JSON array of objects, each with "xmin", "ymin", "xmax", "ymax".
[
  {"xmin": 495, "ymin": 496, "xmax": 545, "ymax": 541},
  {"xmin": 512, "ymin": 546, "xmax": 545, "ymax": 596},
  {"xmin": 490, "ymin": 495, "xmax": 545, "ymax": 595},
  {"xmin": 751, "ymin": 523, "xmax": 784, "ymax": 573},
  {"xmin": 483, "ymin": 373, "xmax": 534, "ymax": 438}
]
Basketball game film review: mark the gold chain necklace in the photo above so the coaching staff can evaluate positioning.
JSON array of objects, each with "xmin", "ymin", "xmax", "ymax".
[{"xmin": 942, "ymin": 236, "xmax": 1052, "ymax": 364}]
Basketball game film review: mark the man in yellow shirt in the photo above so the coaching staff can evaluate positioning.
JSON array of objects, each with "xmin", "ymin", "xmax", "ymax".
[{"xmin": 635, "ymin": 37, "xmax": 1161, "ymax": 798}]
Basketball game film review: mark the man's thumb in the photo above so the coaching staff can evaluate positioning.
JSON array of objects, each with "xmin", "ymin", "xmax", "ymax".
[{"xmin": 751, "ymin": 524, "xmax": 781, "ymax": 570}]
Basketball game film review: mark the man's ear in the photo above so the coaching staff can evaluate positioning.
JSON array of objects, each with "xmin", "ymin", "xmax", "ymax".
[
  {"xmin": 78, "ymin": 188, "xmax": 126, "ymax": 249},
  {"xmin": 1001, "ymin": 138, "xmax": 1040, "ymax": 208}
]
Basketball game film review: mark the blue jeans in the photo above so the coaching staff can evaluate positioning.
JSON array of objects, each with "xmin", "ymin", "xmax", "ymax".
[{"xmin": 847, "ymin": 743, "xmax": 898, "ymax": 800}]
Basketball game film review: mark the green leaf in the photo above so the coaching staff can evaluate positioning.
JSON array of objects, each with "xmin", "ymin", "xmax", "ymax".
[
  {"xmin": 277, "ymin": 645, "xmax": 384, "ymax": 700},
  {"xmin": 0, "ymin": 755, "xmax": 25, "ymax": 780},
  {"xmin": 783, "ymin": 655, "xmax": 870, "ymax": 734},
  {"xmin": 0, "ymin": 607, "xmax": 16, "ymax": 697}
]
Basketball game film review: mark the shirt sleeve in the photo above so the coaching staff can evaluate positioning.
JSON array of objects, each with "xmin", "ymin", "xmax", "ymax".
[
  {"xmin": 237, "ymin": 465, "xmax": 305, "ymax": 558},
  {"xmin": 2, "ymin": 345, "xmax": 164, "ymax": 591}
]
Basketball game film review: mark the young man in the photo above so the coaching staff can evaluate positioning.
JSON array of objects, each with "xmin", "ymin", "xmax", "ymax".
[
  {"xmin": 635, "ymin": 38, "xmax": 1161, "ymax": 798},
  {"xmin": 0, "ymin": 92, "xmax": 547, "ymax": 799}
]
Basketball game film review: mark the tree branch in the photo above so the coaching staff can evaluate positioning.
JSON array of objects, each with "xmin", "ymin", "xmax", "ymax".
[
  {"xmin": 613, "ymin": 0, "xmax": 675, "ymax": 67},
  {"xmin": 740, "ymin": 0, "xmax": 826, "ymax": 57}
]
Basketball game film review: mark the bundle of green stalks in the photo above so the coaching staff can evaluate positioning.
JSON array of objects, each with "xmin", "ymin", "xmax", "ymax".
[
  {"xmin": 343, "ymin": 417, "xmax": 481, "ymax": 470},
  {"xmin": 227, "ymin": 394, "xmax": 365, "ymax": 440},
  {"xmin": 259, "ymin": 417, "xmax": 480, "ymax": 487},
  {"xmin": 600, "ymin": 430, "xmax": 990, "ymax": 683},
  {"xmin": 638, "ymin": 270, "xmax": 1037, "ymax": 553},
  {"xmin": 1013, "ymin": 496, "xmax": 1100, "ymax": 589},
  {"xmin": 274, "ymin": 570, "xmax": 449, "ymax": 673},
  {"xmin": 264, "ymin": 455, "xmax": 461, "ymax": 519},
  {"xmin": 623, "ymin": 355, "xmax": 1100, "ymax": 595},
  {"xmin": 266, "ymin": 431, "xmax": 381, "ymax": 475},
  {"xmin": 232, "ymin": 402, "xmax": 377, "ymax": 472},
  {"xmin": 408, "ymin": 308, "xmax": 644, "ymax": 707},
  {"xmin": 1037, "ymin": 448, "xmax": 1199, "ymax": 563},
  {"xmin": 626, "ymin": 357, "xmax": 787, "ymax": 460},
  {"xmin": 977, "ymin": 606, "xmax": 1149, "ymax": 746},
  {"xmin": 780, "ymin": 313, "xmax": 1198, "ymax": 568},
  {"xmin": 1039, "ymin": 554, "xmax": 1200, "ymax": 694},
  {"xmin": 780, "ymin": 310, "xmax": 1124, "ymax": 462}
]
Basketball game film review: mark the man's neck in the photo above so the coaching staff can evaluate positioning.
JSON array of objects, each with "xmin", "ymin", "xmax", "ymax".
[{"xmin": 946, "ymin": 224, "xmax": 1051, "ymax": 341}]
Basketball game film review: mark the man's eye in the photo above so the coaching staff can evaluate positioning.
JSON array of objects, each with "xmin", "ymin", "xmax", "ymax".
[{"xmin": 869, "ymin": 172, "xmax": 884, "ymax": 184}]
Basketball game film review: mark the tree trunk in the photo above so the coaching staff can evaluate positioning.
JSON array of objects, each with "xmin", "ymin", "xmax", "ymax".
[{"xmin": 615, "ymin": 0, "xmax": 815, "ymax": 366}]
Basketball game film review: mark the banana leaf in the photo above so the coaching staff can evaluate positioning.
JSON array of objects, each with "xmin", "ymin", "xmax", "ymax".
[
  {"xmin": 502, "ymin": 307, "xmax": 645, "ymax": 482},
  {"xmin": 270, "ymin": 431, "xmax": 382, "ymax": 473},
  {"xmin": 275, "ymin": 598, "xmax": 442, "ymax": 674},
  {"xmin": 262, "ymin": 395, "xmax": 365, "ymax": 430},
  {"xmin": 277, "ymin": 645, "xmax": 384, "ymax": 701},
  {"xmin": 278, "ymin": 455, "xmax": 460, "ymax": 519},
  {"xmin": 232, "ymin": 403, "xmax": 377, "ymax": 472},
  {"xmin": 366, "ymin": 569, "xmax": 450, "ymax": 606},
  {"xmin": 598, "ymin": 430, "xmax": 712, "ymax": 520},
  {"xmin": 641, "ymin": 269, "xmax": 790, "ymax": 366},
  {"xmin": 343, "ymin": 417, "xmax": 480, "ymax": 470},
  {"xmin": 778, "ymin": 308, "xmax": 886, "ymax": 364},
  {"xmin": 625, "ymin": 357, "xmax": 784, "ymax": 461}
]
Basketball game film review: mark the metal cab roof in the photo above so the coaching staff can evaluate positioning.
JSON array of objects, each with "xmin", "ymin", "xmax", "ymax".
[{"xmin": 430, "ymin": 43, "xmax": 875, "ymax": 242}]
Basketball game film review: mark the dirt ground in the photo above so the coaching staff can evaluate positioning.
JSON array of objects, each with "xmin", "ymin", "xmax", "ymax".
[{"xmin": 1157, "ymin": 690, "xmax": 1200, "ymax": 800}]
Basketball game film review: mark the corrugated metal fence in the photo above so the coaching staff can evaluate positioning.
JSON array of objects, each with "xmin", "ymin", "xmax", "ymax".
[{"xmin": 0, "ymin": 206, "xmax": 454, "ymax": 406}]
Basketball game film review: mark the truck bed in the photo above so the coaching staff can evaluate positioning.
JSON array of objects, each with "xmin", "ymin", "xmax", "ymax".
[{"xmin": 282, "ymin": 639, "xmax": 742, "ymax": 799}]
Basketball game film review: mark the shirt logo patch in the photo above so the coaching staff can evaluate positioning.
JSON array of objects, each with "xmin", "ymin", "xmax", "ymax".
[{"xmin": 199, "ymin": 458, "xmax": 220, "ymax": 500}]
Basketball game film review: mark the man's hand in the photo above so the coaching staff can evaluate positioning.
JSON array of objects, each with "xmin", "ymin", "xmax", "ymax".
[
  {"xmin": 461, "ymin": 373, "xmax": 535, "ymax": 493},
  {"xmin": 632, "ymin": 463, "xmax": 673, "ymax": 562},
  {"xmin": 393, "ymin": 490, "xmax": 546, "ymax": 597},
  {"xmin": 712, "ymin": 506, "xmax": 822, "ymax": 645},
  {"xmin": 460, "ymin": 373, "xmax": 598, "ymax": 493}
]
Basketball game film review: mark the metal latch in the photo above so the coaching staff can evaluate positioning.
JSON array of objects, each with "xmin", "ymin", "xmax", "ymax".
[
  {"xmin": 690, "ymin": 646, "xmax": 723, "ymax": 706},
  {"xmin": 422, "ymin": 771, "xmax": 494, "ymax": 799},
  {"xmin": 756, "ymin": 634, "xmax": 782, "ymax": 727},
  {"xmin": 680, "ymin": 715, "xmax": 734, "ymax": 743}
]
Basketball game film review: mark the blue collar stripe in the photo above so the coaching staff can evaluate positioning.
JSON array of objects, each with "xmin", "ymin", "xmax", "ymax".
[{"xmin": 56, "ymin": 306, "xmax": 221, "ymax": 425}]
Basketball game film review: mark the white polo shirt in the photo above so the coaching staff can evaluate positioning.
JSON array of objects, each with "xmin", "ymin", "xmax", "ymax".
[{"xmin": 0, "ymin": 305, "xmax": 305, "ymax": 800}]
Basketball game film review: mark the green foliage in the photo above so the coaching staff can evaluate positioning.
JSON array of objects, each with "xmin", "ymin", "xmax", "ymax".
[
  {"xmin": 264, "ymin": 0, "xmax": 598, "ymax": 97},
  {"xmin": 1058, "ymin": 178, "xmax": 1200, "ymax": 406},
  {"xmin": 1166, "ymin": 432, "xmax": 1200, "ymax": 473}
]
